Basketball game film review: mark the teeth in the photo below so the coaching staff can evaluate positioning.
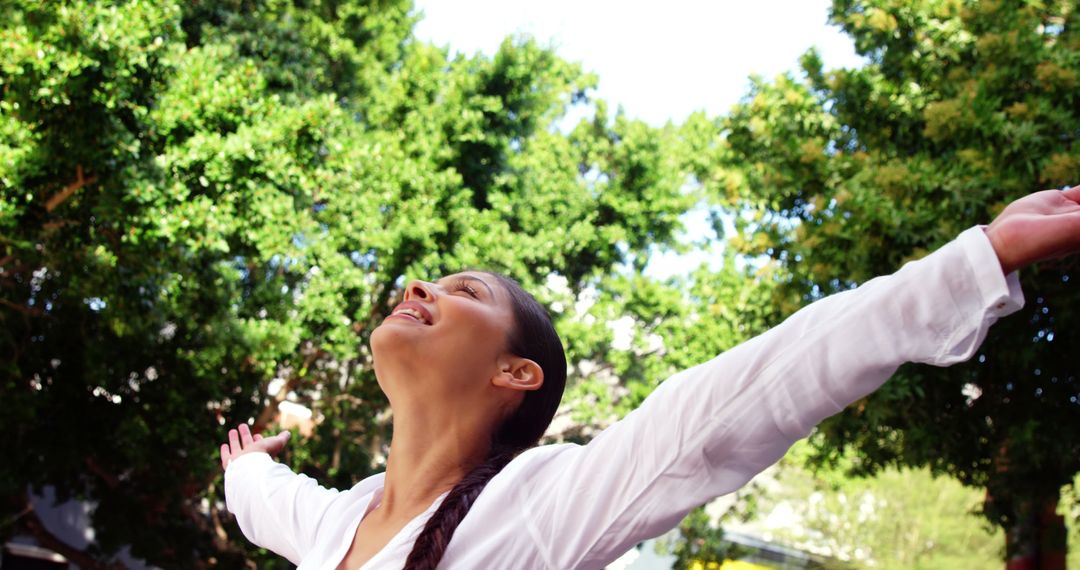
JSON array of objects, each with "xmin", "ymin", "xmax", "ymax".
[{"xmin": 394, "ymin": 308, "xmax": 427, "ymax": 323}]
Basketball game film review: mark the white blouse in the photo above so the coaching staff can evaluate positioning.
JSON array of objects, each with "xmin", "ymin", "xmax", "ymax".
[{"xmin": 225, "ymin": 226, "xmax": 1024, "ymax": 569}]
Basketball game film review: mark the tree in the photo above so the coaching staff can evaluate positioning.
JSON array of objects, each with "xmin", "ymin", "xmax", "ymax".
[
  {"xmin": 0, "ymin": 1, "xmax": 703, "ymax": 566},
  {"xmin": 694, "ymin": 0, "xmax": 1079, "ymax": 566},
  {"xmin": 754, "ymin": 441, "xmax": 1004, "ymax": 568}
]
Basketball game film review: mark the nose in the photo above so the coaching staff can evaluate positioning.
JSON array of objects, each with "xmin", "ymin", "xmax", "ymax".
[{"xmin": 403, "ymin": 280, "xmax": 434, "ymax": 302}]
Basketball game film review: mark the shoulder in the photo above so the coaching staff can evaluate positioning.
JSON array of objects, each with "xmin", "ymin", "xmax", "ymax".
[
  {"xmin": 503, "ymin": 443, "xmax": 580, "ymax": 477},
  {"xmin": 348, "ymin": 470, "xmax": 387, "ymax": 495}
]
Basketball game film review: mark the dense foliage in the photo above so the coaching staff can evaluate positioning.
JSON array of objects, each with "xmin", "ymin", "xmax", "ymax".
[
  {"xmin": 692, "ymin": 0, "xmax": 1079, "ymax": 562},
  {"xmin": 0, "ymin": 0, "xmax": 777, "ymax": 566}
]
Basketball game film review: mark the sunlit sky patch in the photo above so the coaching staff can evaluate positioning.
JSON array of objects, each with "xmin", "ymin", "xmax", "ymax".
[
  {"xmin": 412, "ymin": 0, "xmax": 864, "ymax": 125},
  {"xmin": 411, "ymin": 0, "xmax": 866, "ymax": 280}
]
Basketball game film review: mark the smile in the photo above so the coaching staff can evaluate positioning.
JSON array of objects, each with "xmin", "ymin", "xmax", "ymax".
[{"xmin": 387, "ymin": 304, "xmax": 433, "ymax": 325}]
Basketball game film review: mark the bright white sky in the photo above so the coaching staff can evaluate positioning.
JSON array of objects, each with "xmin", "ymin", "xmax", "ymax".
[
  {"xmin": 412, "ymin": 0, "xmax": 864, "ymax": 126},
  {"xmin": 411, "ymin": 1, "xmax": 866, "ymax": 279}
]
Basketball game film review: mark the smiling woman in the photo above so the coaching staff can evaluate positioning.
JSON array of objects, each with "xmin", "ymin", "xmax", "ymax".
[{"xmin": 220, "ymin": 188, "xmax": 1080, "ymax": 569}]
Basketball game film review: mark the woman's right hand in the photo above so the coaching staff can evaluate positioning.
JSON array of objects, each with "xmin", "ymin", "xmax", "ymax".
[{"xmin": 220, "ymin": 423, "xmax": 291, "ymax": 470}]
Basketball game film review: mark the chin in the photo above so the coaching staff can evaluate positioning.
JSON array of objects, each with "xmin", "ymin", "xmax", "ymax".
[
  {"xmin": 370, "ymin": 323, "xmax": 403, "ymax": 355},
  {"xmin": 370, "ymin": 323, "xmax": 422, "ymax": 371}
]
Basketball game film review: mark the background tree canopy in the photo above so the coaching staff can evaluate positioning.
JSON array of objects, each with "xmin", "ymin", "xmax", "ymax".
[
  {"xmin": 0, "ymin": 0, "xmax": 750, "ymax": 566},
  {"xmin": 688, "ymin": 0, "xmax": 1079, "ymax": 564},
  {"xmin": 0, "ymin": 0, "xmax": 1077, "ymax": 568}
]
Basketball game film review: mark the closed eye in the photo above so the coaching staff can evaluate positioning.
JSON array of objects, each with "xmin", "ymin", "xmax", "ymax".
[{"xmin": 452, "ymin": 280, "xmax": 480, "ymax": 299}]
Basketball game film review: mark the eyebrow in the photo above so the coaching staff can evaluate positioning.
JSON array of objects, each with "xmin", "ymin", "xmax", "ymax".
[{"xmin": 440, "ymin": 274, "xmax": 496, "ymax": 298}]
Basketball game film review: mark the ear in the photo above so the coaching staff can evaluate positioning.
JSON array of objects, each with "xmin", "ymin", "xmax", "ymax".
[{"xmin": 491, "ymin": 356, "xmax": 544, "ymax": 392}]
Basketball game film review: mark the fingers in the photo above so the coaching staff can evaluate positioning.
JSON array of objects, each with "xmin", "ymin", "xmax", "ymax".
[
  {"xmin": 265, "ymin": 431, "xmax": 291, "ymax": 456},
  {"xmin": 221, "ymin": 424, "xmax": 291, "ymax": 470},
  {"xmin": 228, "ymin": 428, "xmax": 241, "ymax": 455},
  {"xmin": 239, "ymin": 423, "xmax": 254, "ymax": 446},
  {"xmin": 1063, "ymin": 184, "xmax": 1080, "ymax": 203}
]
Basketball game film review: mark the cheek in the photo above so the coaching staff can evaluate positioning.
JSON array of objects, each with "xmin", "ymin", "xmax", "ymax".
[
  {"xmin": 427, "ymin": 320, "xmax": 509, "ymax": 383},
  {"xmin": 445, "ymin": 303, "xmax": 508, "ymax": 340},
  {"xmin": 438, "ymin": 321, "xmax": 502, "ymax": 360}
]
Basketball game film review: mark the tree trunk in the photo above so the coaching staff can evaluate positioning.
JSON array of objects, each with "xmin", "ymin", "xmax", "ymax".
[{"xmin": 1002, "ymin": 492, "xmax": 1067, "ymax": 570}]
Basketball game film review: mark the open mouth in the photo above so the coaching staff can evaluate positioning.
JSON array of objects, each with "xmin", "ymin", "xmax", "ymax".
[{"xmin": 388, "ymin": 305, "xmax": 432, "ymax": 325}]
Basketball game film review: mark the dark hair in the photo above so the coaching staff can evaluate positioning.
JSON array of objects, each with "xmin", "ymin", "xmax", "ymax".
[{"xmin": 402, "ymin": 272, "xmax": 568, "ymax": 570}]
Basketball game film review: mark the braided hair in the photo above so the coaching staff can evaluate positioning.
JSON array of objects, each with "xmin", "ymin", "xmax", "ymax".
[{"xmin": 402, "ymin": 272, "xmax": 567, "ymax": 570}]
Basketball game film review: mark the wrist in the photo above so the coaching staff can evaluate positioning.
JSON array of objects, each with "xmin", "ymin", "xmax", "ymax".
[{"xmin": 984, "ymin": 224, "xmax": 1017, "ymax": 275}]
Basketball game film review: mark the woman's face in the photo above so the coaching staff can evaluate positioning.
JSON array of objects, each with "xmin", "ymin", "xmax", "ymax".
[{"xmin": 370, "ymin": 272, "xmax": 518, "ymax": 407}]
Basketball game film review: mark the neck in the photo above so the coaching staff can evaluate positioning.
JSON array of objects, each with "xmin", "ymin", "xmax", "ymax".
[{"xmin": 377, "ymin": 404, "xmax": 494, "ymax": 518}]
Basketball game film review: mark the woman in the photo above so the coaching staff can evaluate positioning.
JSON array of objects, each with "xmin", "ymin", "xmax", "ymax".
[{"xmin": 221, "ymin": 187, "xmax": 1080, "ymax": 569}]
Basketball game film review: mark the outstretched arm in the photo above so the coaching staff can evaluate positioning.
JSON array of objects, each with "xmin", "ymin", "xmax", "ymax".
[
  {"xmin": 515, "ymin": 186, "xmax": 1080, "ymax": 569},
  {"xmin": 220, "ymin": 423, "xmax": 341, "ymax": 564}
]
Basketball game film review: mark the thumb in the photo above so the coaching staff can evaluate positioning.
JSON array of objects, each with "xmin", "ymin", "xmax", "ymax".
[{"xmin": 262, "ymin": 430, "xmax": 291, "ymax": 456}]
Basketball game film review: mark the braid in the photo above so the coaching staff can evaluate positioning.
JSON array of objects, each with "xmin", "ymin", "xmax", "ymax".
[{"xmin": 402, "ymin": 446, "xmax": 518, "ymax": 570}]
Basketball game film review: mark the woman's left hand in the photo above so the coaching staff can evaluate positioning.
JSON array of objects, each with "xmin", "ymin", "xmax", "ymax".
[{"xmin": 985, "ymin": 185, "xmax": 1080, "ymax": 274}]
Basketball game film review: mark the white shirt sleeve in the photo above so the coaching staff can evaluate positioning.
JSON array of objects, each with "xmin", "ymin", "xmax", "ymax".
[
  {"xmin": 223, "ymin": 451, "xmax": 343, "ymax": 565},
  {"xmin": 516, "ymin": 226, "xmax": 1025, "ymax": 569}
]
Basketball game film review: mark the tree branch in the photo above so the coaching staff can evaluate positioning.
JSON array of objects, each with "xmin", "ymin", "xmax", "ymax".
[
  {"xmin": 45, "ymin": 165, "xmax": 97, "ymax": 213},
  {"xmin": 0, "ymin": 298, "xmax": 46, "ymax": 317},
  {"xmin": 253, "ymin": 349, "xmax": 323, "ymax": 433},
  {"xmin": 206, "ymin": 483, "xmax": 230, "ymax": 544},
  {"xmin": 84, "ymin": 456, "xmax": 121, "ymax": 489},
  {"xmin": 180, "ymin": 494, "xmax": 251, "ymax": 564},
  {"xmin": 42, "ymin": 220, "xmax": 77, "ymax": 232},
  {"xmin": 81, "ymin": 457, "xmax": 256, "ymax": 566}
]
